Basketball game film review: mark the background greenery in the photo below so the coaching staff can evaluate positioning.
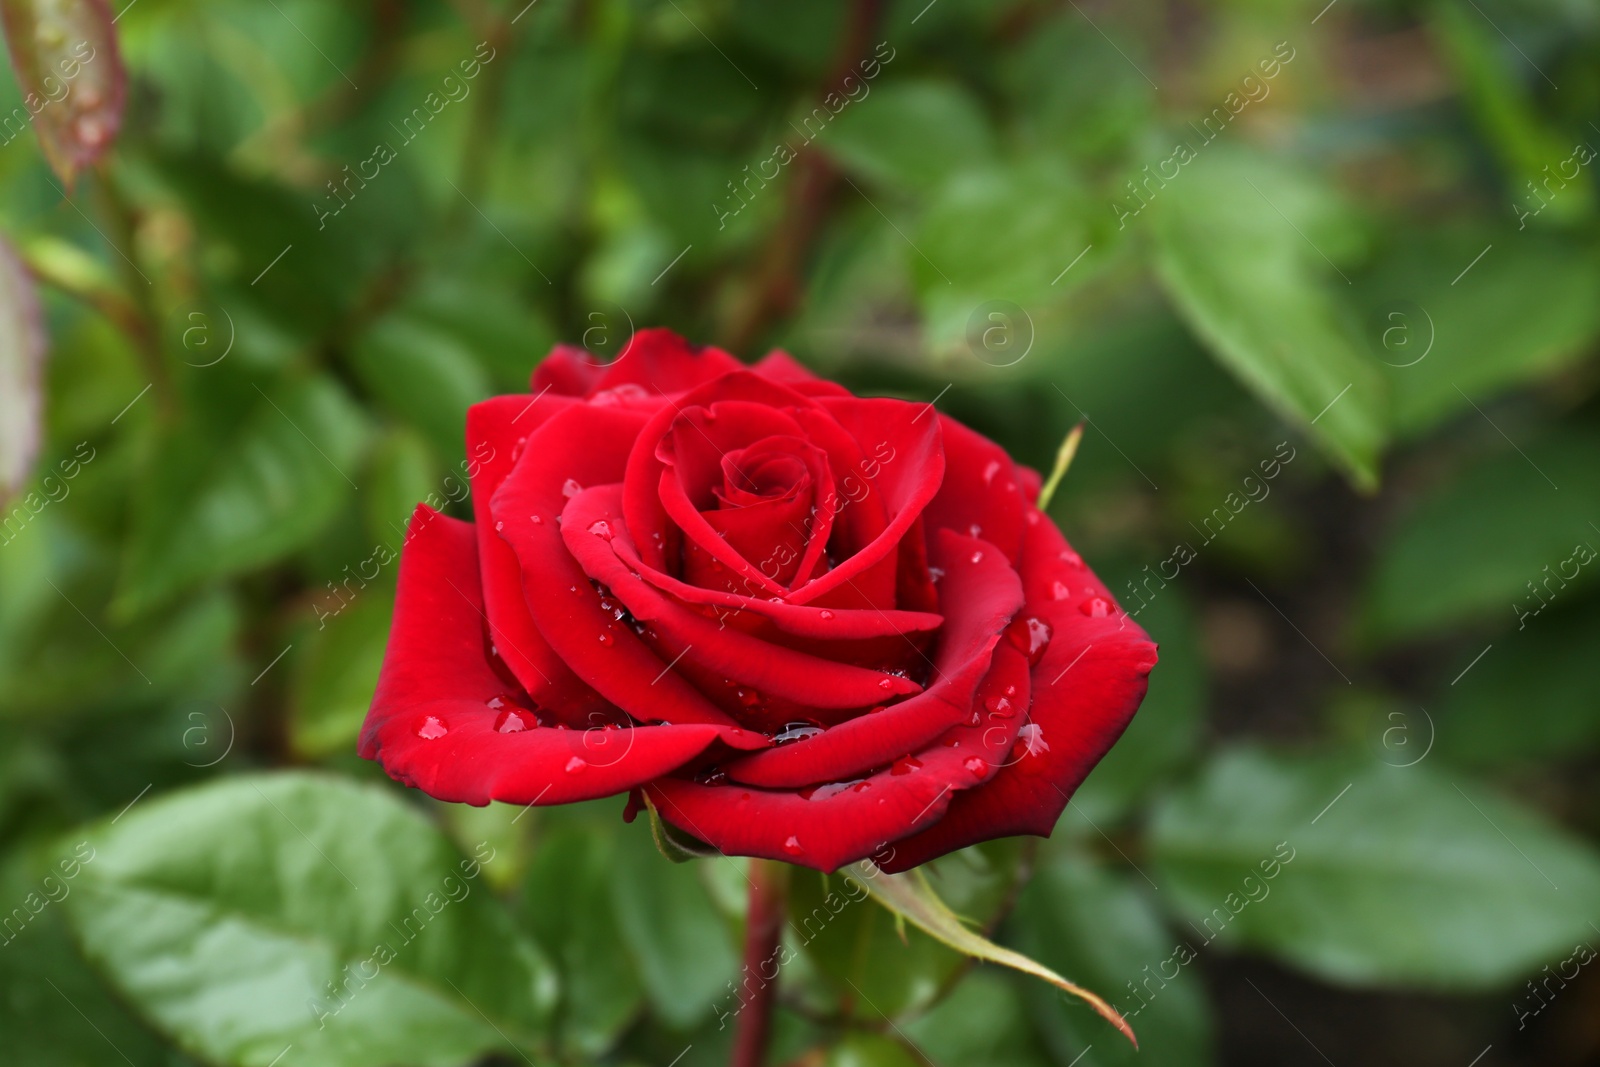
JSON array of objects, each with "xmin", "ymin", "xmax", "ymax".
[{"xmin": 2, "ymin": 0, "xmax": 1599, "ymax": 1064}]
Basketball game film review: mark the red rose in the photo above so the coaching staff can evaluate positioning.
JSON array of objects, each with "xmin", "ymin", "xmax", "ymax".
[{"xmin": 361, "ymin": 330, "xmax": 1156, "ymax": 872}]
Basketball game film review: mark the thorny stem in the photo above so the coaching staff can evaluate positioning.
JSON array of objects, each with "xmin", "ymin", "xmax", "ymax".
[{"xmin": 730, "ymin": 859, "xmax": 792, "ymax": 1067}]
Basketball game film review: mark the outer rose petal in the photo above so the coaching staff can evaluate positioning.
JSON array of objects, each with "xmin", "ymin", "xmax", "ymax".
[
  {"xmin": 359, "ymin": 507, "xmax": 757, "ymax": 806},
  {"xmin": 751, "ymin": 350, "xmax": 852, "ymax": 396},
  {"xmin": 922, "ymin": 415, "xmax": 1026, "ymax": 564},
  {"xmin": 466, "ymin": 394, "xmax": 610, "ymax": 725},
  {"xmin": 877, "ymin": 511, "xmax": 1157, "ymax": 872}
]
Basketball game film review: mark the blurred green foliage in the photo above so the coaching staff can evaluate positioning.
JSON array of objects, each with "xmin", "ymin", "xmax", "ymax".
[{"xmin": 3, "ymin": 0, "xmax": 1600, "ymax": 1065}]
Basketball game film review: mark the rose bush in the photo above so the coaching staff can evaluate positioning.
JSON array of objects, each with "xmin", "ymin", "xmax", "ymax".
[{"xmin": 361, "ymin": 330, "xmax": 1157, "ymax": 872}]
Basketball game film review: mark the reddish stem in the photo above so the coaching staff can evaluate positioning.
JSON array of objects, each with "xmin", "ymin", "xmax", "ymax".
[{"xmin": 729, "ymin": 859, "xmax": 791, "ymax": 1067}]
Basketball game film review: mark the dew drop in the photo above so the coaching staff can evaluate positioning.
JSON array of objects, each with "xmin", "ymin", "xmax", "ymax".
[
  {"xmin": 773, "ymin": 722, "xmax": 823, "ymax": 744},
  {"xmin": 417, "ymin": 716, "xmax": 448, "ymax": 740},
  {"xmin": 1018, "ymin": 723, "xmax": 1050, "ymax": 757},
  {"xmin": 890, "ymin": 755, "xmax": 922, "ymax": 776},
  {"xmin": 531, "ymin": 514, "xmax": 543, "ymax": 524},
  {"xmin": 588, "ymin": 520, "xmax": 614, "ymax": 541},
  {"xmin": 967, "ymin": 710, "xmax": 981, "ymax": 726},
  {"xmin": 564, "ymin": 755, "xmax": 588, "ymax": 773},
  {"xmin": 736, "ymin": 688, "xmax": 763, "ymax": 708},
  {"xmin": 782, "ymin": 836, "xmax": 805, "ymax": 857},
  {"xmin": 1058, "ymin": 549, "xmax": 1084, "ymax": 568},
  {"xmin": 942, "ymin": 737, "xmax": 962, "ymax": 748},
  {"xmin": 928, "ymin": 566, "xmax": 946, "ymax": 583},
  {"xmin": 1003, "ymin": 684, "xmax": 1017, "ymax": 697},
  {"xmin": 495, "ymin": 709, "xmax": 530, "ymax": 733},
  {"xmin": 818, "ymin": 609, "xmax": 835, "ymax": 620},
  {"xmin": 1007, "ymin": 615, "xmax": 1053, "ymax": 665},
  {"xmin": 1080, "ymin": 597, "xmax": 1113, "ymax": 618},
  {"xmin": 969, "ymin": 524, "xmax": 983, "ymax": 538},
  {"xmin": 878, "ymin": 677, "xmax": 894, "ymax": 690},
  {"xmin": 969, "ymin": 550, "xmax": 984, "ymax": 564},
  {"xmin": 597, "ymin": 631, "xmax": 614, "ymax": 646},
  {"xmin": 486, "ymin": 695, "xmax": 506, "ymax": 709},
  {"xmin": 985, "ymin": 694, "xmax": 1015, "ymax": 717},
  {"xmin": 494, "ymin": 520, "xmax": 505, "ymax": 532},
  {"xmin": 511, "ymin": 436, "xmax": 528, "ymax": 461},
  {"xmin": 964, "ymin": 756, "xmax": 987, "ymax": 777},
  {"xmin": 982, "ymin": 459, "xmax": 1003, "ymax": 486},
  {"xmin": 562, "ymin": 478, "xmax": 584, "ymax": 499},
  {"xmin": 1051, "ymin": 580, "xmax": 1072, "ymax": 601}
]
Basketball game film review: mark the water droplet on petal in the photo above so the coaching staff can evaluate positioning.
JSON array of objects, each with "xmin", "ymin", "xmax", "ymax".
[
  {"xmin": 597, "ymin": 631, "xmax": 614, "ymax": 646},
  {"xmin": 969, "ymin": 550, "xmax": 984, "ymax": 564},
  {"xmin": 878, "ymin": 677, "xmax": 894, "ymax": 690},
  {"xmin": 562, "ymin": 478, "xmax": 583, "ymax": 499},
  {"xmin": 1018, "ymin": 723, "xmax": 1050, "ymax": 757},
  {"xmin": 1003, "ymin": 684, "xmax": 1017, "ymax": 697},
  {"xmin": 891, "ymin": 756, "xmax": 922, "ymax": 776},
  {"xmin": 1081, "ymin": 597, "xmax": 1113, "ymax": 618},
  {"xmin": 531, "ymin": 514, "xmax": 543, "ymax": 524},
  {"xmin": 969, "ymin": 524, "xmax": 983, "ymax": 538},
  {"xmin": 494, "ymin": 520, "xmax": 504, "ymax": 532},
  {"xmin": 964, "ymin": 756, "xmax": 987, "ymax": 777},
  {"xmin": 588, "ymin": 520, "xmax": 614, "ymax": 541},
  {"xmin": 983, "ymin": 459, "xmax": 1002, "ymax": 486},
  {"xmin": 773, "ymin": 722, "xmax": 823, "ymax": 744},
  {"xmin": 565, "ymin": 755, "xmax": 588, "ymax": 773},
  {"xmin": 512, "ymin": 436, "xmax": 528, "ymax": 461},
  {"xmin": 1059, "ymin": 549, "xmax": 1084, "ymax": 567},
  {"xmin": 782, "ymin": 836, "xmax": 805, "ymax": 857},
  {"xmin": 929, "ymin": 566, "xmax": 946, "ymax": 583},
  {"xmin": 985, "ymin": 694, "xmax": 1015, "ymax": 717},
  {"xmin": 495, "ymin": 709, "xmax": 530, "ymax": 733},
  {"xmin": 818, "ymin": 609, "xmax": 834, "ymax": 620},
  {"xmin": 1051, "ymin": 580, "xmax": 1072, "ymax": 601},
  {"xmin": 417, "ymin": 716, "xmax": 448, "ymax": 740},
  {"xmin": 1007, "ymin": 615, "xmax": 1053, "ymax": 665}
]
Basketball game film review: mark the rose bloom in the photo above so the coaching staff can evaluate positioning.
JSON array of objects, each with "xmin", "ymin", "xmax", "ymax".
[{"xmin": 361, "ymin": 330, "xmax": 1156, "ymax": 873}]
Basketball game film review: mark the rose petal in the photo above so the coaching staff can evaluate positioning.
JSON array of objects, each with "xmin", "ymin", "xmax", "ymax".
[
  {"xmin": 466, "ymin": 393, "xmax": 611, "ymax": 725},
  {"xmin": 921, "ymin": 415, "xmax": 1026, "ymax": 564},
  {"xmin": 562, "ymin": 484, "xmax": 924, "ymax": 711},
  {"xmin": 723, "ymin": 529, "xmax": 1022, "ymax": 787},
  {"xmin": 877, "ymin": 510, "xmax": 1156, "ymax": 872},
  {"xmin": 490, "ymin": 403, "xmax": 744, "ymax": 727},
  {"xmin": 360, "ymin": 507, "xmax": 758, "ymax": 806}
]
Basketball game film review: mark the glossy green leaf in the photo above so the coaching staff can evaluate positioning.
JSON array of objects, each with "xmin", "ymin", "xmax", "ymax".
[
  {"xmin": 610, "ymin": 827, "xmax": 738, "ymax": 1029},
  {"xmin": 351, "ymin": 315, "xmax": 492, "ymax": 464},
  {"xmin": 1152, "ymin": 149, "xmax": 1386, "ymax": 489},
  {"xmin": 824, "ymin": 80, "xmax": 994, "ymax": 195},
  {"xmin": 0, "ymin": 234, "xmax": 44, "ymax": 506},
  {"xmin": 1364, "ymin": 430, "xmax": 1600, "ymax": 640},
  {"xmin": 789, "ymin": 841, "xmax": 1025, "ymax": 1023},
  {"xmin": 1009, "ymin": 849, "xmax": 1213, "ymax": 1067},
  {"xmin": 1436, "ymin": 602, "xmax": 1600, "ymax": 767},
  {"xmin": 1, "ymin": 842, "xmax": 188, "ymax": 1067},
  {"xmin": 64, "ymin": 772, "xmax": 557, "ymax": 1067},
  {"xmin": 521, "ymin": 816, "xmax": 644, "ymax": 1057},
  {"xmin": 1149, "ymin": 747, "xmax": 1600, "ymax": 989},
  {"xmin": 850, "ymin": 859, "xmax": 1136, "ymax": 1044},
  {"xmin": 289, "ymin": 587, "xmax": 393, "ymax": 759},
  {"xmin": 115, "ymin": 375, "xmax": 369, "ymax": 617},
  {"xmin": 1360, "ymin": 231, "xmax": 1600, "ymax": 437},
  {"xmin": 0, "ymin": 0, "xmax": 125, "ymax": 186}
]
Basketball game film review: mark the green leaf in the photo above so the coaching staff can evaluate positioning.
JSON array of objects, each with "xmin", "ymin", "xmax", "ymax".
[
  {"xmin": 610, "ymin": 827, "xmax": 738, "ymax": 1030},
  {"xmin": 521, "ymin": 815, "xmax": 644, "ymax": 1057},
  {"xmin": 289, "ymin": 586, "xmax": 393, "ymax": 759},
  {"xmin": 1436, "ymin": 601, "xmax": 1600, "ymax": 767},
  {"xmin": 824, "ymin": 80, "xmax": 994, "ymax": 195},
  {"xmin": 1008, "ymin": 849, "xmax": 1214, "ymax": 1067},
  {"xmin": 1, "ymin": 841, "xmax": 190, "ymax": 1067},
  {"xmin": 0, "ymin": 234, "xmax": 44, "ymax": 505},
  {"xmin": 64, "ymin": 772, "xmax": 557, "ymax": 1067},
  {"xmin": 826, "ymin": 1032, "xmax": 924, "ymax": 1067},
  {"xmin": 849, "ymin": 861, "xmax": 1136, "ymax": 1044},
  {"xmin": 1364, "ymin": 430, "xmax": 1600, "ymax": 640},
  {"xmin": 789, "ymin": 841, "xmax": 1025, "ymax": 1022},
  {"xmin": 903, "ymin": 970, "xmax": 1054, "ymax": 1067},
  {"xmin": 115, "ymin": 375, "xmax": 369, "ymax": 617},
  {"xmin": 1152, "ymin": 149, "xmax": 1386, "ymax": 490},
  {"xmin": 1359, "ymin": 231, "xmax": 1600, "ymax": 437},
  {"xmin": 1149, "ymin": 746, "xmax": 1600, "ymax": 989},
  {"xmin": 351, "ymin": 315, "xmax": 492, "ymax": 464},
  {"xmin": 0, "ymin": 0, "xmax": 125, "ymax": 186}
]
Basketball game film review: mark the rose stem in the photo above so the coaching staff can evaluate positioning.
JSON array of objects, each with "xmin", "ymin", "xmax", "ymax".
[{"xmin": 730, "ymin": 858, "xmax": 792, "ymax": 1067}]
